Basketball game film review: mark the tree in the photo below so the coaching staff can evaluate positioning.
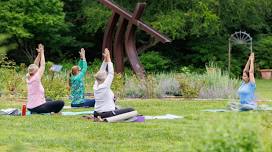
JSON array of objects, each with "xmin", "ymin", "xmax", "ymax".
[
  {"xmin": 0, "ymin": 34, "xmax": 17, "ymax": 56},
  {"xmin": 219, "ymin": 0, "xmax": 272, "ymax": 34},
  {"xmin": 1, "ymin": 0, "xmax": 272, "ymax": 76},
  {"xmin": 0, "ymin": 0, "xmax": 72, "ymax": 62}
]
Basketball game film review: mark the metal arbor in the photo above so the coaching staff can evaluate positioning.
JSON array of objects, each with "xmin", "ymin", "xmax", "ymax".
[
  {"xmin": 99, "ymin": 0, "xmax": 171, "ymax": 78},
  {"xmin": 228, "ymin": 31, "xmax": 252, "ymax": 73}
]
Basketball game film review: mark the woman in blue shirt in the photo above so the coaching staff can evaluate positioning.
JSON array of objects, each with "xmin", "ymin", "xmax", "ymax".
[{"xmin": 237, "ymin": 53, "xmax": 257, "ymax": 111}]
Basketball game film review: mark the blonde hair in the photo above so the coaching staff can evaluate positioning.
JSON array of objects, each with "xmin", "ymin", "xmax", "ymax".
[
  {"xmin": 95, "ymin": 70, "xmax": 107, "ymax": 84},
  {"xmin": 68, "ymin": 66, "xmax": 80, "ymax": 87},
  {"xmin": 26, "ymin": 64, "xmax": 38, "ymax": 79},
  {"xmin": 71, "ymin": 66, "xmax": 79, "ymax": 76}
]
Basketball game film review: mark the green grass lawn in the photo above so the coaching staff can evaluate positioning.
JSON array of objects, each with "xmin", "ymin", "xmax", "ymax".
[
  {"xmin": 256, "ymin": 79, "xmax": 272, "ymax": 100},
  {"xmin": 0, "ymin": 99, "xmax": 272, "ymax": 152},
  {"xmin": 0, "ymin": 79, "xmax": 271, "ymax": 152}
]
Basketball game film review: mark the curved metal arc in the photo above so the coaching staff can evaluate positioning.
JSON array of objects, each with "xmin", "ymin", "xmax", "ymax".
[
  {"xmin": 99, "ymin": 0, "xmax": 171, "ymax": 43},
  {"xmin": 230, "ymin": 31, "xmax": 252, "ymax": 41},
  {"xmin": 124, "ymin": 3, "xmax": 146, "ymax": 78},
  {"xmin": 99, "ymin": 0, "xmax": 172, "ymax": 77},
  {"xmin": 230, "ymin": 31, "xmax": 252, "ymax": 46},
  {"xmin": 102, "ymin": 12, "xmax": 120, "ymax": 54},
  {"xmin": 113, "ymin": 17, "xmax": 128, "ymax": 73},
  {"xmin": 228, "ymin": 31, "xmax": 253, "ymax": 73},
  {"xmin": 125, "ymin": 23, "xmax": 145, "ymax": 78}
]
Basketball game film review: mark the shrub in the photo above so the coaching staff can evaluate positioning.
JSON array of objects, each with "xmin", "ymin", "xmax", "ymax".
[
  {"xmin": 45, "ymin": 61, "xmax": 54, "ymax": 73},
  {"xmin": 199, "ymin": 68, "xmax": 240, "ymax": 99},
  {"xmin": 0, "ymin": 57, "xmax": 26, "ymax": 97},
  {"xmin": 155, "ymin": 74, "xmax": 181, "ymax": 97},
  {"xmin": 42, "ymin": 72, "xmax": 68, "ymax": 99},
  {"xmin": 124, "ymin": 75, "xmax": 147, "ymax": 98},
  {"xmin": 89, "ymin": 58, "xmax": 102, "ymax": 74},
  {"xmin": 145, "ymin": 74, "xmax": 157, "ymax": 98},
  {"xmin": 0, "ymin": 62, "xmax": 241, "ymax": 100},
  {"xmin": 178, "ymin": 66, "xmax": 193, "ymax": 74},
  {"xmin": 176, "ymin": 74, "xmax": 203, "ymax": 98},
  {"xmin": 0, "ymin": 55, "xmax": 16, "ymax": 69},
  {"xmin": 254, "ymin": 35, "xmax": 272, "ymax": 69},
  {"xmin": 6, "ymin": 70, "xmax": 24, "ymax": 93},
  {"xmin": 196, "ymin": 117, "xmax": 264, "ymax": 152},
  {"xmin": 121, "ymin": 71, "xmax": 239, "ymax": 99},
  {"xmin": 84, "ymin": 71, "xmax": 95, "ymax": 94},
  {"xmin": 139, "ymin": 51, "xmax": 171, "ymax": 73},
  {"xmin": 201, "ymin": 130, "xmax": 262, "ymax": 152},
  {"xmin": 60, "ymin": 59, "xmax": 76, "ymax": 72},
  {"xmin": 0, "ymin": 68, "xmax": 26, "ymax": 96},
  {"xmin": 111, "ymin": 73, "xmax": 124, "ymax": 99}
]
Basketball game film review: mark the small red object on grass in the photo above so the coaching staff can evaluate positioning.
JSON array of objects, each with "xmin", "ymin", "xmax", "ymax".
[{"xmin": 21, "ymin": 103, "xmax": 26, "ymax": 116}]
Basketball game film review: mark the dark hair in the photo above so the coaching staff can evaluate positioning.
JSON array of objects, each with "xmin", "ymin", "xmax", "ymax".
[
  {"xmin": 243, "ymin": 71, "xmax": 249, "ymax": 77},
  {"xmin": 68, "ymin": 72, "xmax": 72, "ymax": 87}
]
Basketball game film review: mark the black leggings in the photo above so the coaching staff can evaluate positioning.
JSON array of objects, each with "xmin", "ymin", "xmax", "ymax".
[
  {"xmin": 94, "ymin": 108, "xmax": 134, "ymax": 119},
  {"xmin": 28, "ymin": 100, "xmax": 64, "ymax": 114}
]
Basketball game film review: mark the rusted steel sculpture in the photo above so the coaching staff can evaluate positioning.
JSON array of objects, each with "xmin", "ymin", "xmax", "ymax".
[{"xmin": 99, "ymin": 0, "xmax": 171, "ymax": 78}]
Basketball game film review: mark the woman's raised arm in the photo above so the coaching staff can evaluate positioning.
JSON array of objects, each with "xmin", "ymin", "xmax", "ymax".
[
  {"xmin": 33, "ymin": 47, "xmax": 41, "ymax": 66},
  {"xmin": 38, "ymin": 44, "xmax": 45, "ymax": 78},
  {"xmin": 249, "ymin": 53, "xmax": 255, "ymax": 83}
]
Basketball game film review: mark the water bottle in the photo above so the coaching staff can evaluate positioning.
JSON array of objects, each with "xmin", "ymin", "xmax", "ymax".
[{"xmin": 21, "ymin": 103, "xmax": 26, "ymax": 116}]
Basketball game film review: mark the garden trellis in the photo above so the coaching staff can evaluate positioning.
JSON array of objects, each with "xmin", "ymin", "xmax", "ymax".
[{"xmin": 228, "ymin": 31, "xmax": 252, "ymax": 73}]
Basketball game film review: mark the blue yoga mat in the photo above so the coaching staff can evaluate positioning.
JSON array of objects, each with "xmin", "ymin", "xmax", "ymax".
[{"xmin": 202, "ymin": 107, "xmax": 272, "ymax": 112}]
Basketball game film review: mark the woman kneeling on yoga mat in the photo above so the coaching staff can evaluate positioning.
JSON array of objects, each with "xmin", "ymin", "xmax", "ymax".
[
  {"xmin": 93, "ymin": 48, "xmax": 134, "ymax": 119},
  {"xmin": 68, "ymin": 48, "xmax": 95, "ymax": 108},
  {"xmin": 229, "ymin": 53, "xmax": 257, "ymax": 111},
  {"xmin": 26, "ymin": 44, "xmax": 64, "ymax": 114}
]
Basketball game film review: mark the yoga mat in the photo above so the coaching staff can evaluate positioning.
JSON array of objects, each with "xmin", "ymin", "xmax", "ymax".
[
  {"xmin": 258, "ymin": 108, "xmax": 272, "ymax": 111},
  {"xmin": 201, "ymin": 109, "xmax": 230, "ymax": 112},
  {"xmin": 144, "ymin": 114, "xmax": 183, "ymax": 120},
  {"xmin": 63, "ymin": 106, "xmax": 73, "ymax": 109},
  {"xmin": 105, "ymin": 111, "xmax": 138, "ymax": 122},
  {"xmin": 257, "ymin": 105, "xmax": 272, "ymax": 111},
  {"xmin": 63, "ymin": 106, "xmax": 93, "ymax": 109},
  {"xmin": 124, "ymin": 116, "xmax": 139, "ymax": 122},
  {"xmin": 26, "ymin": 111, "xmax": 93, "ymax": 116},
  {"xmin": 0, "ymin": 108, "xmax": 19, "ymax": 115},
  {"xmin": 0, "ymin": 107, "xmax": 93, "ymax": 116},
  {"xmin": 63, "ymin": 106, "xmax": 82, "ymax": 109},
  {"xmin": 61, "ymin": 111, "xmax": 94, "ymax": 116},
  {"xmin": 134, "ymin": 116, "xmax": 145, "ymax": 122},
  {"xmin": 202, "ymin": 107, "xmax": 272, "ymax": 112}
]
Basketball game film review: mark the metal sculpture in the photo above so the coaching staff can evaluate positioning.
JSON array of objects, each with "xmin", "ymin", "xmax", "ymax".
[
  {"xmin": 99, "ymin": 0, "xmax": 171, "ymax": 78},
  {"xmin": 228, "ymin": 31, "xmax": 252, "ymax": 73}
]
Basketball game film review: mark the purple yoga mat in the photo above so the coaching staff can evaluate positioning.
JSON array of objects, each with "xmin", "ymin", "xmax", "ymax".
[{"xmin": 134, "ymin": 116, "xmax": 145, "ymax": 122}]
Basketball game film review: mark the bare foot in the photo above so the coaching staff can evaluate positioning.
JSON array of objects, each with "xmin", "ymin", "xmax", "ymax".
[{"xmin": 50, "ymin": 112, "xmax": 62, "ymax": 115}]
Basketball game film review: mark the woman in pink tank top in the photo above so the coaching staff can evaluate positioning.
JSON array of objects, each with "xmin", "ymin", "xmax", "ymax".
[{"xmin": 26, "ymin": 44, "xmax": 64, "ymax": 114}]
